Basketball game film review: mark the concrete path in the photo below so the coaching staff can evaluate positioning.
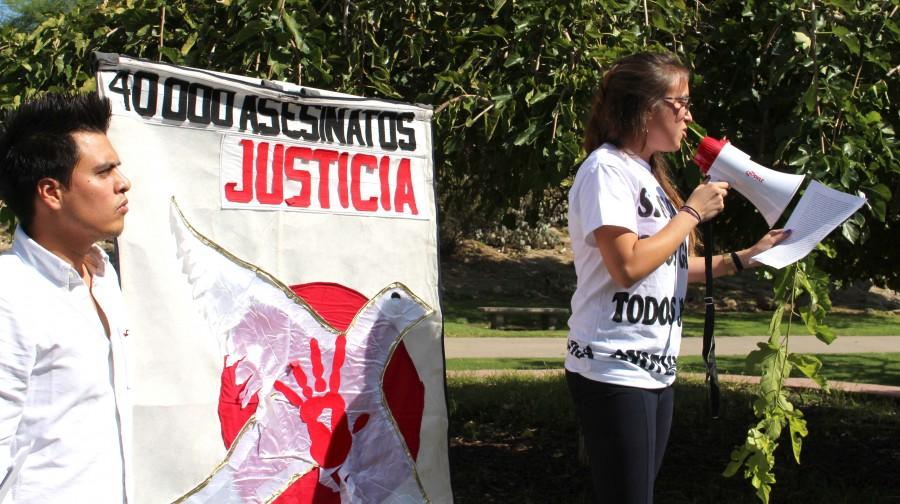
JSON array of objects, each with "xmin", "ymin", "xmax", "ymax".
[
  {"xmin": 445, "ymin": 336, "xmax": 900, "ymax": 398},
  {"xmin": 445, "ymin": 335, "xmax": 900, "ymax": 358}
]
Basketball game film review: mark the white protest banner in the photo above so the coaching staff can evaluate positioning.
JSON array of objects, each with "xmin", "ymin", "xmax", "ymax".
[{"xmin": 95, "ymin": 52, "xmax": 450, "ymax": 503}]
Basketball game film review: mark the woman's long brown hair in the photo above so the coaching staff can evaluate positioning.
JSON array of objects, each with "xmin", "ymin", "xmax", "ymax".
[{"xmin": 582, "ymin": 52, "xmax": 697, "ymax": 250}]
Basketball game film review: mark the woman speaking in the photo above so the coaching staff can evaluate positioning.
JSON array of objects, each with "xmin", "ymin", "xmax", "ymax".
[{"xmin": 565, "ymin": 52, "xmax": 789, "ymax": 503}]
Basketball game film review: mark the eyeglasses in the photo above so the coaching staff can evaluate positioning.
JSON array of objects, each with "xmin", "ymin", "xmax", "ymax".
[{"xmin": 662, "ymin": 96, "xmax": 691, "ymax": 113}]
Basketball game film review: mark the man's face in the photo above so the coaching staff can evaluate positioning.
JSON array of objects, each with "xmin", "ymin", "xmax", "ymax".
[{"xmin": 58, "ymin": 131, "xmax": 130, "ymax": 242}]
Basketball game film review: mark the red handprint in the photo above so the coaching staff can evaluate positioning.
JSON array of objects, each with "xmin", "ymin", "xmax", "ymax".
[{"xmin": 273, "ymin": 334, "xmax": 370, "ymax": 470}]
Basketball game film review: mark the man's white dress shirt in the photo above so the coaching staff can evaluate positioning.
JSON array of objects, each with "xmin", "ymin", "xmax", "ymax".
[{"xmin": 0, "ymin": 227, "xmax": 132, "ymax": 503}]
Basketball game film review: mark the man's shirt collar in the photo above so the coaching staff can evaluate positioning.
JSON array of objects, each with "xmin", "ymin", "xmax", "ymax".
[{"xmin": 10, "ymin": 225, "xmax": 108, "ymax": 289}]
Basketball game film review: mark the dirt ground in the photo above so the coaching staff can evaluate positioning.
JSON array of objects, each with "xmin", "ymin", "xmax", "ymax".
[{"xmin": 440, "ymin": 228, "xmax": 900, "ymax": 314}]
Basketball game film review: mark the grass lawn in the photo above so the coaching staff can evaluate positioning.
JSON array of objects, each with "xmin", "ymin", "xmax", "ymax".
[
  {"xmin": 447, "ymin": 372, "xmax": 900, "ymax": 503},
  {"xmin": 446, "ymin": 352, "xmax": 900, "ymax": 387},
  {"xmin": 680, "ymin": 352, "xmax": 900, "ymax": 387},
  {"xmin": 443, "ymin": 303, "xmax": 900, "ymax": 337}
]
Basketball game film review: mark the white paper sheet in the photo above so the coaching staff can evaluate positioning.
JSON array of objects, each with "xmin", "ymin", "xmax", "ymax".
[{"xmin": 751, "ymin": 180, "xmax": 866, "ymax": 269}]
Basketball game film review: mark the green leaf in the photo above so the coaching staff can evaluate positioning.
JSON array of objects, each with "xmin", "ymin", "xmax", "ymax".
[
  {"xmin": 839, "ymin": 165, "xmax": 858, "ymax": 189},
  {"xmin": 158, "ymin": 46, "xmax": 180, "ymax": 63},
  {"xmin": 831, "ymin": 24, "xmax": 861, "ymax": 55},
  {"xmin": 758, "ymin": 344, "xmax": 789, "ymax": 402},
  {"xmin": 767, "ymin": 304, "xmax": 784, "ymax": 345},
  {"xmin": 476, "ymin": 25, "xmax": 507, "ymax": 38},
  {"xmin": 821, "ymin": 0, "xmax": 857, "ymax": 14},
  {"xmin": 32, "ymin": 35, "xmax": 49, "ymax": 54},
  {"xmin": 281, "ymin": 12, "xmax": 307, "ymax": 52},
  {"xmin": 868, "ymin": 199, "xmax": 887, "ymax": 222},
  {"xmin": 793, "ymin": 31, "xmax": 811, "ymax": 50},
  {"xmin": 525, "ymin": 90, "xmax": 549, "ymax": 105},
  {"xmin": 841, "ymin": 219, "xmax": 861, "ymax": 244},
  {"xmin": 787, "ymin": 353, "xmax": 827, "ymax": 389},
  {"xmin": 503, "ymin": 53, "xmax": 524, "ymax": 68},
  {"xmin": 513, "ymin": 122, "xmax": 538, "ymax": 146},
  {"xmin": 815, "ymin": 325, "xmax": 837, "ymax": 345},
  {"xmin": 746, "ymin": 341, "xmax": 777, "ymax": 372},
  {"xmin": 864, "ymin": 183, "xmax": 891, "ymax": 201},
  {"xmin": 802, "ymin": 83, "xmax": 816, "ymax": 113},
  {"xmin": 687, "ymin": 122, "xmax": 707, "ymax": 139},
  {"xmin": 490, "ymin": 0, "xmax": 507, "ymax": 18},
  {"xmin": 230, "ymin": 20, "xmax": 267, "ymax": 46},
  {"xmin": 180, "ymin": 32, "xmax": 198, "ymax": 56},
  {"xmin": 787, "ymin": 412, "xmax": 808, "ymax": 464},
  {"xmin": 724, "ymin": 443, "xmax": 753, "ymax": 477},
  {"xmin": 78, "ymin": 79, "xmax": 96, "ymax": 93},
  {"xmin": 863, "ymin": 111, "xmax": 882, "ymax": 124},
  {"xmin": 772, "ymin": 266, "xmax": 794, "ymax": 301},
  {"xmin": 832, "ymin": 25, "xmax": 850, "ymax": 37},
  {"xmin": 0, "ymin": 203, "xmax": 17, "ymax": 235},
  {"xmin": 800, "ymin": 306, "xmax": 819, "ymax": 334}
]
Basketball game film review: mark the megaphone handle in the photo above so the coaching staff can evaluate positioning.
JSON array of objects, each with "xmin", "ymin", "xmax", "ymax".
[{"xmin": 702, "ymin": 221, "xmax": 721, "ymax": 418}]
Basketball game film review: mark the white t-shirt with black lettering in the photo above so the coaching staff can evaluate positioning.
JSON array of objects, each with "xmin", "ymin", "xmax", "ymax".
[{"xmin": 566, "ymin": 143, "xmax": 689, "ymax": 389}]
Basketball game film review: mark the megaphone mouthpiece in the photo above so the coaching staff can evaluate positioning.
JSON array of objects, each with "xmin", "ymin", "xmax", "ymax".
[{"xmin": 693, "ymin": 136, "xmax": 729, "ymax": 174}]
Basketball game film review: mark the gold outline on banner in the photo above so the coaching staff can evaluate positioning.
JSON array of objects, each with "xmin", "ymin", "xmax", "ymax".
[
  {"xmin": 171, "ymin": 399, "xmax": 321, "ymax": 504},
  {"xmin": 263, "ymin": 465, "xmax": 311, "ymax": 504},
  {"xmin": 170, "ymin": 198, "xmax": 436, "ymax": 502},
  {"xmin": 370, "ymin": 287, "xmax": 434, "ymax": 504},
  {"xmin": 341, "ymin": 282, "xmax": 435, "ymax": 503},
  {"xmin": 171, "ymin": 197, "xmax": 340, "ymax": 334}
]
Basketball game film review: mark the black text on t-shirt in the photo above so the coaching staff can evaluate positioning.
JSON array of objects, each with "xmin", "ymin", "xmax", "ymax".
[
  {"xmin": 637, "ymin": 186, "xmax": 677, "ymax": 219},
  {"xmin": 610, "ymin": 292, "xmax": 684, "ymax": 326}
]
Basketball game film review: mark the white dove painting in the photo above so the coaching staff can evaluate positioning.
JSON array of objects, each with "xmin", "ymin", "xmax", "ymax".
[{"xmin": 168, "ymin": 199, "xmax": 434, "ymax": 503}]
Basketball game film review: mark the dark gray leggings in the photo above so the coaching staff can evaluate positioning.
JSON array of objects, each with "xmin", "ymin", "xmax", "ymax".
[{"xmin": 566, "ymin": 370, "xmax": 674, "ymax": 504}]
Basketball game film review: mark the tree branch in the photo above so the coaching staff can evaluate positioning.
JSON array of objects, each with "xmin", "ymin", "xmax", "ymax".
[
  {"xmin": 810, "ymin": 0, "xmax": 826, "ymax": 154},
  {"xmin": 434, "ymin": 94, "xmax": 492, "ymax": 114},
  {"xmin": 158, "ymin": 5, "xmax": 165, "ymax": 61},
  {"xmin": 469, "ymin": 102, "xmax": 495, "ymax": 125}
]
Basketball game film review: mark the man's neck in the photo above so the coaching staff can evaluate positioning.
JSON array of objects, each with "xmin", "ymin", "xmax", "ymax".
[{"xmin": 27, "ymin": 224, "xmax": 95, "ymax": 277}]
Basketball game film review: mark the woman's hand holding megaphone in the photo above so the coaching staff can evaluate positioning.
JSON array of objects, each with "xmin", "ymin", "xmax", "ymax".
[{"xmin": 684, "ymin": 181, "xmax": 730, "ymax": 222}]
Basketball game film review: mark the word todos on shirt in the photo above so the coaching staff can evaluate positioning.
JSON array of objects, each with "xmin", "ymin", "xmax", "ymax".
[{"xmin": 611, "ymin": 292, "xmax": 685, "ymax": 327}]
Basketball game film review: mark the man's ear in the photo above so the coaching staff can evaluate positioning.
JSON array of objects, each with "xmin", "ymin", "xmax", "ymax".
[{"xmin": 35, "ymin": 177, "xmax": 64, "ymax": 211}]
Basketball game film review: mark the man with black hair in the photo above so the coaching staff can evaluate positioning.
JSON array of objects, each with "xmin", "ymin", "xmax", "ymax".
[{"xmin": 0, "ymin": 93, "xmax": 132, "ymax": 503}]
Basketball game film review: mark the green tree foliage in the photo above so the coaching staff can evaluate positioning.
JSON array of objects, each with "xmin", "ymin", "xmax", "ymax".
[
  {"xmin": 682, "ymin": 0, "xmax": 899, "ymax": 288},
  {"xmin": 0, "ymin": 0, "xmax": 895, "ymax": 286}
]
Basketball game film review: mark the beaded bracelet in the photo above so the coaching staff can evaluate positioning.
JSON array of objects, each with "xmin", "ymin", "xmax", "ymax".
[{"xmin": 679, "ymin": 205, "xmax": 702, "ymax": 223}]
